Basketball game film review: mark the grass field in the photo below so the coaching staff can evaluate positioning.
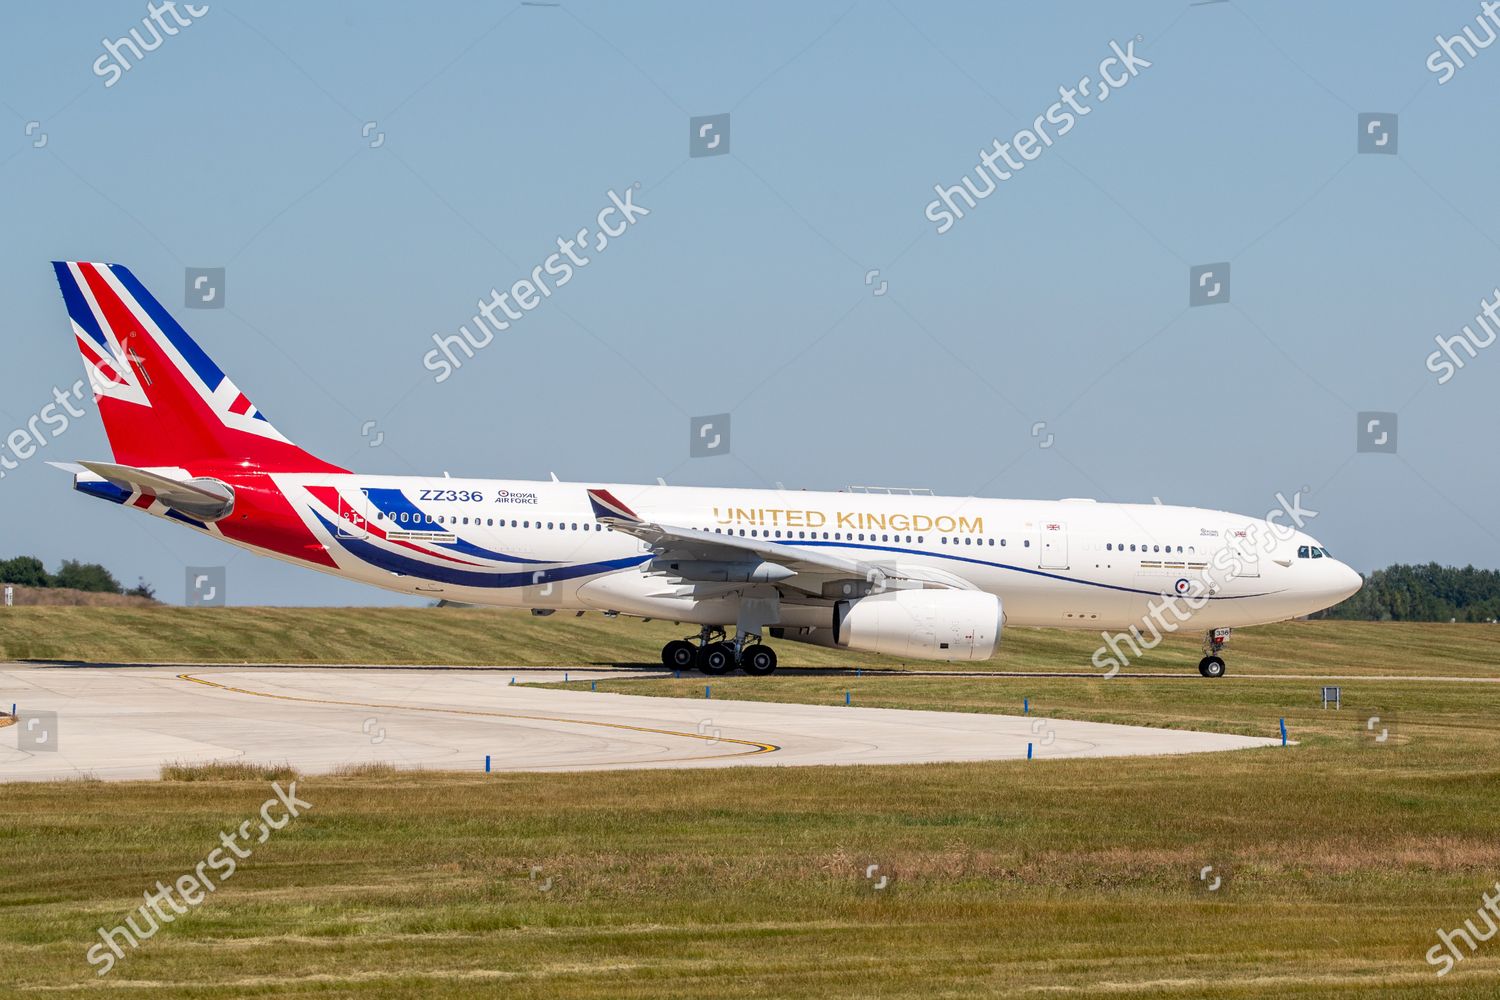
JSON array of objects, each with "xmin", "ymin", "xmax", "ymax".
[
  {"xmin": 2, "ymin": 603, "xmax": 1498, "ymax": 676},
  {"xmin": 3, "ymin": 612, "xmax": 1500, "ymax": 997}
]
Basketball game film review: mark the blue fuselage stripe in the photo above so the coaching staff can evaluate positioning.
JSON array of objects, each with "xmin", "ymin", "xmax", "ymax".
[
  {"xmin": 362, "ymin": 487, "xmax": 549, "ymax": 564},
  {"xmin": 316, "ymin": 511, "xmax": 646, "ymax": 588}
]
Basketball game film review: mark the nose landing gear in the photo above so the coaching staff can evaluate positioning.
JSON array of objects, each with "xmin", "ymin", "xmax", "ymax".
[{"xmin": 1198, "ymin": 627, "xmax": 1231, "ymax": 678}]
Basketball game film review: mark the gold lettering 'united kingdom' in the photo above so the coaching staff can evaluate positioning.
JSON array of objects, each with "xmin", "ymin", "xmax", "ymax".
[{"xmin": 712, "ymin": 507, "xmax": 982, "ymax": 534}]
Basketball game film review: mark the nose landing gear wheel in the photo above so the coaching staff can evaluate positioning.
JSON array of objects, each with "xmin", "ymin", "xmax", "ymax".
[
  {"xmin": 740, "ymin": 644, "xmax": 777, "ymax": 676},
  {"xmin": 662, "ymin": 640, "xmax": 697, "ymax": 669},
  {"xmin": 1198, "ymin": 655, "xmax": 1226, "ymax": 678},
  {"xmin": 697, "ymin": 642, "xmax": 736, "ymax": 675}
]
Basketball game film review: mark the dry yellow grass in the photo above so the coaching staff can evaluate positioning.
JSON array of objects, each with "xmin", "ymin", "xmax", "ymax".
[
  {"xmin": 159, "ymin": 760, "xmax": 301, "ymax": 782},
  {"xmin": 2, "ymin": 584, "xmax": 157, "ymax": 607}
]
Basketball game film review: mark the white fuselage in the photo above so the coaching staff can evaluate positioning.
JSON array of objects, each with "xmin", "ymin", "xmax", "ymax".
[{"xmin": 249, "ymin": 476, "xmax": 1360, "ymax": 633}]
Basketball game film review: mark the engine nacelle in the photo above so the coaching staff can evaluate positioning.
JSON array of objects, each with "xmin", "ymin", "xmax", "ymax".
[{"xmin": 775, "ymin": 590, "xmax": 1002, "ymax": 661}]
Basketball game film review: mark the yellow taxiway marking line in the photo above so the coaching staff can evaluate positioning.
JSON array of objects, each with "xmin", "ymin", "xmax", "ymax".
[{"xmin": 176, "ymin": 672, "xmax": 780, "ymax": 763}]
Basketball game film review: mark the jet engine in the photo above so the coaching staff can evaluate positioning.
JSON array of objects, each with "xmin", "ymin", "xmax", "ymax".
[{"xmin": 773, "ymin": 589, "xmax": 1002, "ymax": 661}]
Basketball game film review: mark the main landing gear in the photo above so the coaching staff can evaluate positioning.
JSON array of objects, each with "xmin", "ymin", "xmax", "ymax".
[
  {"xmin": 1198, "ymin": 627, "xmax": 1231, "ymax": 678},
  {"xmin": 659, "ymin": 626, "xmax": 778, "ymax": 676}
]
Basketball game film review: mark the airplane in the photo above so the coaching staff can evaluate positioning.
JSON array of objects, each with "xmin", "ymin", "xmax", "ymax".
[{"xmin": 48, "ymin": 262, "xmax": 1362, "ymax": 678}]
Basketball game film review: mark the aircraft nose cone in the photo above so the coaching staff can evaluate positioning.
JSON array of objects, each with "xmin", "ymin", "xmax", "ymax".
[{"xmin": 1332, "ymin": 562, "xmax": 1362, "ymax": 603}]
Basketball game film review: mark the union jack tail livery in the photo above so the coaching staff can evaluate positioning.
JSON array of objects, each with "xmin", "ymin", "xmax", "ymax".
[{"xmin": 52, "ymin": 261, "xmax": 339, "ymax": 474}]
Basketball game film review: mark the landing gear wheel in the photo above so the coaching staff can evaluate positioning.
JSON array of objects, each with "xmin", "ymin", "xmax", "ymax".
[
  {"xmin": 662, "ymin": 640, "xmax": 696, "ymax": 670},
  {"xmin": 740, "ymin": 644, "xmax": 777, "ymax": 676},
  {"xmin": 697, "ymin": 642, "xmax": 735, "ymax": 675},
  {"xmin": 1198, "ymin": 655, "xmax": 1226, "ymax": 678}
]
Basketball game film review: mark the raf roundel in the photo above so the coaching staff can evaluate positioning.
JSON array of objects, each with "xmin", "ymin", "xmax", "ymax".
[{"xmin": 1174, "ymin": 578, "xmax": 1192, "ymax": 596}]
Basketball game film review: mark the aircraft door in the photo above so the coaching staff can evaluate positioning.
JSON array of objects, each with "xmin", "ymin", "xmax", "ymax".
[
  {"xmin": 1231, "ymin": 529, "xmax": 1260, "ymax": 578},
  {"xmin": 1039, "ymin": 521, "xmax": 1069, "ymax": 569},
  {"xmin": 335, "ymin": 488, "xmax": 371, "ymax": 539}
]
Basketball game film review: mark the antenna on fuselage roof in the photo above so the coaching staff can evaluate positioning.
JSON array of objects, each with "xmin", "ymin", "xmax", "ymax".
[
  {"xmin": 550, "ymin": 471, "xmax": 560, "ymax": 482},
  {"xmin": 657, "ymin": 477, "xmax": 667, "ymax": 486}
]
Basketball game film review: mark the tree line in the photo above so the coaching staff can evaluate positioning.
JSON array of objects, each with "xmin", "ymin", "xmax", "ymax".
[
  {"xmin": 1311, "ymin": 563, "xmax": 1500, "ymax": 623},
  {"xmin": 0, "ymin": 556, "xmax": 155, "ymax": 599}
]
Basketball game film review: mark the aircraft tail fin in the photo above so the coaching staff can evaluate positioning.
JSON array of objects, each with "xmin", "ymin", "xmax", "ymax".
[{"xmin": 50, "ymin": 262, "xmax": 342, "ymax": 474}]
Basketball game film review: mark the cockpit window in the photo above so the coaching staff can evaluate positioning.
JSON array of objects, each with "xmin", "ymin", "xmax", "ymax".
[
  {"xmin": 1311, "ymin": 547, "xmax": 1323, "ymax": 558},
  {"xmin": 1298, "ymin": 545, "xmax": 1310, "ymax": 558}
]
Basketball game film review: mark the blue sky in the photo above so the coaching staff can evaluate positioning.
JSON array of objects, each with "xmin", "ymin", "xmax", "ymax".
[{"xmin": 1, "ymin": 1, "xmax": 1496, "ymax": 605}]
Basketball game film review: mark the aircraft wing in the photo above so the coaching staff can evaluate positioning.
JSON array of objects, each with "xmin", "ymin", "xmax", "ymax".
[{"xmin": 586, "ymin": 488, "xmax": 971, "ymax": 593}]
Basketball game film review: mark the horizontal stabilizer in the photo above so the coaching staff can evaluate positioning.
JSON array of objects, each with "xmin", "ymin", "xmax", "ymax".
[{"xmin": 75, "ymin": 460, "xmax": 235, "ymax": 521}]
